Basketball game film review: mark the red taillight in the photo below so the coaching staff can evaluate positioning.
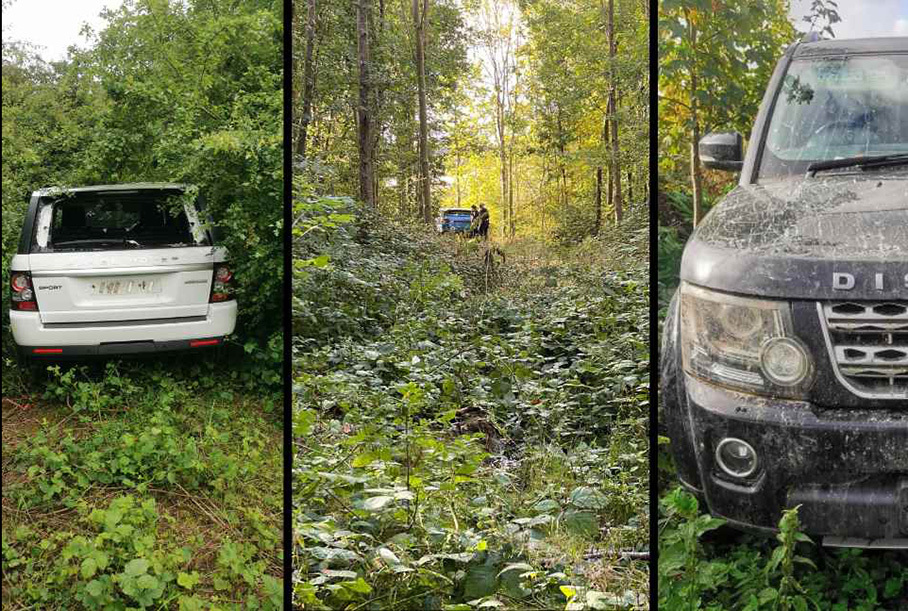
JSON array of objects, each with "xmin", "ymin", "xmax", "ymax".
[
  {"xmin": 190, "ymin": 339, "xmax": 220, "ymax": 347},
  {"xmin": 210, "ymin": 264, "xmax": 234, "ymax": 303},
  {"xmin": 33, "ymin": 348, "xmax": 63, "ymax": 354},
  {"xmin": 10, "ymin": 272, "xmax": 38, "ymax": 311}
]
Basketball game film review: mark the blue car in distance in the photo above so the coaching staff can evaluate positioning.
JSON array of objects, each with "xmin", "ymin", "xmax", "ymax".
[{"xmin": 435, "ymin": 208, "xmax": 473, "ymax": 234}]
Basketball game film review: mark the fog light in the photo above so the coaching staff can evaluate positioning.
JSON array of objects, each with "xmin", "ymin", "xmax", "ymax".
[
  {"xmin": 760, "ymin": 337, "xmax": 810, "ymax": 386},
  {"xmin": 715, "ymin": 437, "xmax": 758, "ymax": 478}
]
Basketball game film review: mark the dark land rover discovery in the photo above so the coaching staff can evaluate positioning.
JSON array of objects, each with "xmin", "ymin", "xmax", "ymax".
[{"xmin": 661, "ymin": 37, "xmax": 908, "ymax": 548}]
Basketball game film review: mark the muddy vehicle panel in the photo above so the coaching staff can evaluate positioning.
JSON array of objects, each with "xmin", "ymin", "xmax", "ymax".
[{"xmin": 662, "ymin": 37, "xmax": 908, "ymax": 548}]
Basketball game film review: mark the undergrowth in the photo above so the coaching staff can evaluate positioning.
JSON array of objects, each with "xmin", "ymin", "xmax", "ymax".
[
  {"xmin": 1, "ymin": 357, "xmax": 283, "ymax": 609},
  {"xmin": 658, "ymin": 487, "xmax": 907, "ymax": 610},
  {"xmin": 292, "ymin": 190, "xmax": 650, "ymax": 610}
]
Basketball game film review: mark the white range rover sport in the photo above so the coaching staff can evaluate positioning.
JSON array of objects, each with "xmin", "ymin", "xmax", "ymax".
[{"xmin": 9, "ymin": 183, "xmax": 237, "ymax": 358}]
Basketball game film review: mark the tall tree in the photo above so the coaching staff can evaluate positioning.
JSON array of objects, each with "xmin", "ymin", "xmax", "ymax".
[
  {"xmin": 413, "ymin": 0, "xmax": 432, "ymax": 222},
  {"xmin": 296, "ymin": 0, "xmax": 318, "ymax": 157},
  {"xmin": 479, "ymin": 0, "xmax": 518, "ymax": 238},
  {"xmin": 685, "ymin": 8, "xmax": 704, "ymax": 226},
  {"xmin": 606, "ymin": 0, "xmax": 622, "ymax": 223},
  {"xmin": 356, "ymin": 0, "xmax": 376, "ymax": 206}
]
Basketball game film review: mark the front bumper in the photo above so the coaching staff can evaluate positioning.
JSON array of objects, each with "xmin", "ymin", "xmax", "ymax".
[
  {"xmin": 10, "ymin": 301, "xmax": 237, "ymax": 356},
  {"xmin": 680, "ymin": 374, "xmax": 908, "ymax": 542}
]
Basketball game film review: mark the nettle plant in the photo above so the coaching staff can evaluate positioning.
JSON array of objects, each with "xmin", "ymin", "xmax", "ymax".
[
  {"xmin": 48, "ymin": 495, "xmax": 183, "ymax": 608},
  {"xmin": 657, "ymin": 489, "xmax": 881, "ymax": 611},
  {"xmin": 4, "ymin": 494, "xmax": 281, "ymax": 610}
]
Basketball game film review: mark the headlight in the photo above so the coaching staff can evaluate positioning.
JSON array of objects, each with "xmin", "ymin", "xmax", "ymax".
[{"xmin": 680, "ymin": 283, "xmax": 814, "ymax": 398}]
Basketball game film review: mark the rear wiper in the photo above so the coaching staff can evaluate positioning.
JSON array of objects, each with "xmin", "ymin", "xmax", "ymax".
[
  {"xmin": 53, "ymin": 239, "xmax": 124, "ymax": 247},
  {"xmin": 807, "ymin": 154, "xmax": 908, "ymax": 176},
  {"xmin": 52, "ymin": 238, "xmax": 142, "ymax": 248}
]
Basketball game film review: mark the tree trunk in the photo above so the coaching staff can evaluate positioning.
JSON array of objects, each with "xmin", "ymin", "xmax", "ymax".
[
  {"xmin": 356, "ymin": 0, "xmax": 375, "ymax": 207},
  {"xmin": 626, "ymin": 168, "xmax": 632, "ymax": 207},
  {"xmin": 688, "ymin": 16, "xmax": 704, "ymax": 226},
  {"xmin": 371, "ymin": 0, "xmax": 386, "ymax": 208},
  {"xmin": 494, "ymin": 83, "xmax": 508, "ymax": 237},
  {"xmin": 453, "ymin": 105, "xmax": 461, "ymax": 208},
  {"xmin": 594, "ymin": 166, "xmax": 603, "ymax": 235},
  {"xmin": 557, "ymin": 105, "xmax": 567, "ymax": 209},
  {"xmin": 413, "ymin": 0, "xmax": 432, "ymax": 223},
  {"xmin": 296, "ymin": 0, "xmax": 317, "ymax": 158},
  {"xmin": 508, "ymin": 54, "xmax": 519, "ymax": 239},
  {"xmin": 607, "ymin": 0, "xmax": 622, "ymax": 223}
]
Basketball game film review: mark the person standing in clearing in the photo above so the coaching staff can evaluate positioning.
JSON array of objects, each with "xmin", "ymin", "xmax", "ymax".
[
  {"xmin": 469, "ymin": 205, "xmax": 480, "ymax": 237},
  {"xmin": 478, "ymin": 204, "xmax": 490, "ymax": 240}
]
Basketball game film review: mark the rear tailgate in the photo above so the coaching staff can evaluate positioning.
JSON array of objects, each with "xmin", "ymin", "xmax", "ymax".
[{"xmin": 29, "ymin": 247, "xmax": 215, "ymax": 324}]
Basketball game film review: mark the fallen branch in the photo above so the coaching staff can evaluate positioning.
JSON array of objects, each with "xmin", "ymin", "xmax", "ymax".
[{"xmin": 584, "ymin": 549, "xmax": 649, "ymax": 562}]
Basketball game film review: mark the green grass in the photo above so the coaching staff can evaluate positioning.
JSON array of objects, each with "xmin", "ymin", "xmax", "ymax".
[{"xmin": 1, "ymin": 356, "xmax": 283, "ymax": 610}]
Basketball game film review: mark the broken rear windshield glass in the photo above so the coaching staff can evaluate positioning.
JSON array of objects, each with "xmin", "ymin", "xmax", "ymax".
[
  {"xmin": 759, "ymin": 54, "xmax": 908, "ymax": 181},
  {"xmin": 31, "ymin": 191, "xmax": 208, "ymax": 253}
]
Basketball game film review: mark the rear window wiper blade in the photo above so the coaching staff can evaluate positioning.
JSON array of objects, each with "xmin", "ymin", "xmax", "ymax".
[
  {"xmin": 52, "ymin": 238, "xmax": 125, "ymax": 247},
  {"xmin": 807, "ymin": 153, "xmax": 908, "ymax": 176},
  {"xmin": 52, "ymin": 238, "xmax": 143, "ymax": 249}
]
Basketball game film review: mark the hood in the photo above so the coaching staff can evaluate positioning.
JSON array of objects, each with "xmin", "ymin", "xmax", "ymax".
[{"xmin": 681, "ymin": 173, "xmax": 908, "ymax": 300}]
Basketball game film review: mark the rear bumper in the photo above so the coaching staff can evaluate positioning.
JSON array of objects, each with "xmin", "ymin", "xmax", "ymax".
[
  {"xmin": 678, "ymin": 374, "xmax": 908, "ymax": 542},
  {"xmin": 10, "ymin": 301, "xmax": 236, "ymax": 356}
]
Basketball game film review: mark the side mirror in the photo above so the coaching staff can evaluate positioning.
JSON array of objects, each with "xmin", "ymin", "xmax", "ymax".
[{"xmin": 699, "ymin": 132, "xmax": 744, "ymax": 172}]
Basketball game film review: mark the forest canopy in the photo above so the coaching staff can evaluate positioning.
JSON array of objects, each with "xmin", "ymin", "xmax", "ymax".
[{"xmin": 293, "ymin": 0, "xmax": 650, "ymax": 242}]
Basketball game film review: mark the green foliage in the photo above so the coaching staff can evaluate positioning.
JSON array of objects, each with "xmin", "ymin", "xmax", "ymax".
[
  {"xmin": 658, "ymin": 489, "xmax": 908, "ymax": 609},
  {"xmin": 294, "ymin": 0, "xmax": 648, "ymax": 241},
  {"xmin": 800, "ymin": 0, "xmax": 842, "ymax": 39},
  {"xmin": 4, "ymin": 494, "xmax": 281, "ymax": 610},
  {"xmin": 293, "ymin": 201, "xmax": 649, "ymax": 608},
  {"xmin": 2, "ymin": 0, "xmax": 283, "ymax": 376},
  {"xmin": 2, "ymin": 360, "xmax": 283, "ymax": 608},
  {"xmin": 658, "ymin": 0, "xmax": 795, "ymax": 225}
]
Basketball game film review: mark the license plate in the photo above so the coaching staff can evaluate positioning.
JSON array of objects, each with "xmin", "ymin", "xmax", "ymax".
[{"xmin": 90, "ymin": 278, "xmax": 162, "ymax": 296}]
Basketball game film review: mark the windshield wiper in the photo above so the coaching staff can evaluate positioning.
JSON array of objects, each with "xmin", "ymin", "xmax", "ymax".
[{"xmin": 807, "ymin": 154, "xmax": 908, "ymax": 176}]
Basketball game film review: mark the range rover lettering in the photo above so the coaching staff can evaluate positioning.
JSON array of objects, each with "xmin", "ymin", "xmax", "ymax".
[
  {"xmin": 661, "ymin": 37, "xmax": 908, "ymax": 548},
  {"xmin": 9, "ymin": 183, "xmax": 237, "ymax": 357}
]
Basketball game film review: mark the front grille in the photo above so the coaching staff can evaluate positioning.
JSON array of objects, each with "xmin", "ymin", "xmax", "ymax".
[{"xmin": 818, "ymin": 302, "xmax": 908, "ymax": 400}]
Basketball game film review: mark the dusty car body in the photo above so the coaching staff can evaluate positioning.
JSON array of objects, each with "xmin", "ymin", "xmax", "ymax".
[
  {"xmin": 661, "ymin": 37, "xmax": 908, "ymax": 548},
  {"xmin": 9, "ymin": 183, "xmax": 236, "ymax": 357}
]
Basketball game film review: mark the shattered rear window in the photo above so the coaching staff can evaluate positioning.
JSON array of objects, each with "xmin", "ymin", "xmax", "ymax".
[{"xmin": 32, "ymin": 191, "xmax": 208, "ymax": 253}]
